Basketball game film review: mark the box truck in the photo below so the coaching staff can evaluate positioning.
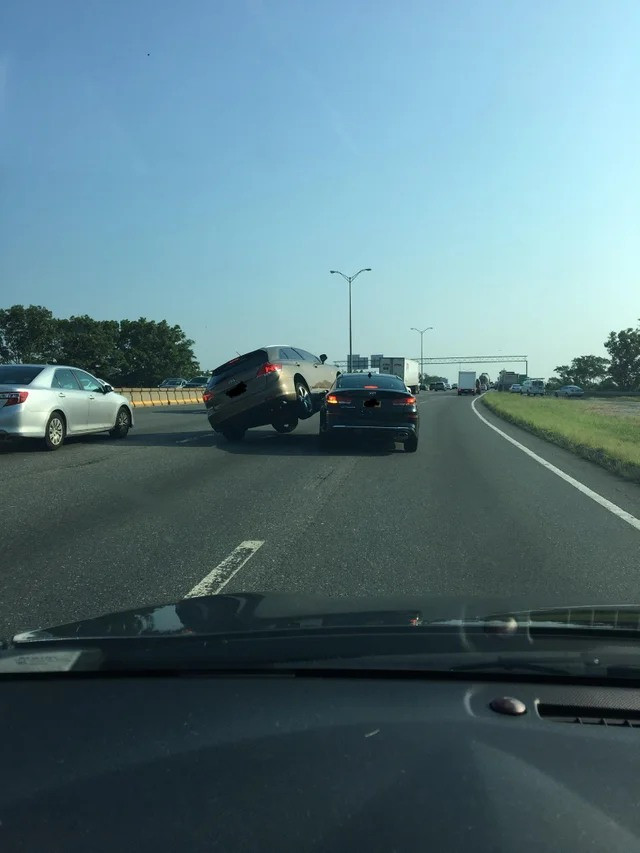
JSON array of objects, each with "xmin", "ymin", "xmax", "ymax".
[{"xmin": 379, "ymin": 358, "xmax": 420, "ymax": 394}]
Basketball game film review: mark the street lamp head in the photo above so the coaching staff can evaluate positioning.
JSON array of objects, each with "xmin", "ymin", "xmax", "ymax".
[
  {"xmin": 329, "ymin": 270, "xmax": 337, "ymax": 274},
  {"xmin": 364, "ymin": 268, "xmax": 372, "ymax": 271}
]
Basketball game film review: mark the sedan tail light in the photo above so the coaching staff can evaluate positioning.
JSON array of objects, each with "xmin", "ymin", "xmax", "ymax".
[
  {"xmin": 0, "ymin": 391, "xmax": 29, "ymax": 407},
  {"xmin": 256, "ymin": 362, "xmax": 282, "ymax": 377},
  {"xmin": 392, "ymin": 395, "xmax": 416, "ymax": 405},
  {"xmin": 326, "ymin": 394, "xmax": 352, "ymax": 405}
]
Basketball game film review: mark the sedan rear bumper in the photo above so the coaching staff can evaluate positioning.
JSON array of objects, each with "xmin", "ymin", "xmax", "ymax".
[
  {"xmin": 0, "ymin": 408, "xmax": 47, "ymax": 438},
  {"xmin": 324, "ymin": 423, "xmax": 418, "ymax": 440}
]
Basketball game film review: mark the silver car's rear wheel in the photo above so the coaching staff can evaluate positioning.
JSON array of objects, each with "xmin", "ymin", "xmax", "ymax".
[
  {"xmin": 295, "ymin": 381, "xmax": 313, "ymax": 419},
  {"xmin": 44, "ymin": 412, "xmax": 66, "ymax": 451},
  {"xmin": 110, "ymin": 407, "xmax": 131, "ymax": 439}
]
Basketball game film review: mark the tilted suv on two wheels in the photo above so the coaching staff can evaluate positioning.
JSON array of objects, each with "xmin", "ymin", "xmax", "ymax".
[{"xmin": 204, "ymin": 346, "xmax": 339, "ymax": 441}]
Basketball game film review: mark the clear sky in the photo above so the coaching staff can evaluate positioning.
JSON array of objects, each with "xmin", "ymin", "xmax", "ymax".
[{"xmin": 2, "ymin": 0, "xmax": 639, "ymax": 380}]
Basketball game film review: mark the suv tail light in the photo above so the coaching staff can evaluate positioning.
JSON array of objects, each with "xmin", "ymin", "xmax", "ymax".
[
  {"xmin": 202, "ymin": 390, "xmax": 214, "ymax": 403},
  {"xmin": 393, "ymin": 395, "xmax": 416, "ymax": 405},
  {"xmin": 256, "ymin": 362, "xmax": 282, "ymax": 377},
  {"xmin": 0, "ymin": 391, "xmax": 28, "ymax": 407}
]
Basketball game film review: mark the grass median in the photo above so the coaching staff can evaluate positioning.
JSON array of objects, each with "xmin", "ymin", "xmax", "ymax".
[{"xmin": 481, "ymin": 392, "xmax": 640, "ymax": 483}]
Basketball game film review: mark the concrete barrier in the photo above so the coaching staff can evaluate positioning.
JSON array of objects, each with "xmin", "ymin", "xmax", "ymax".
[{"xmin": 114, "ymin": 387, "xmax": 205, "ymax": 408}]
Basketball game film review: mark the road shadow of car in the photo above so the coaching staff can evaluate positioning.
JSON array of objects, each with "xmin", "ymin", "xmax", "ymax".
[{"xmin": 213, "ymin": 431, "xmax": 403, "ymax": 457}]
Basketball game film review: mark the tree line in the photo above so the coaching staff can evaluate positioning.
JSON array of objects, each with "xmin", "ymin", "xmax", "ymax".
[
  {"xmin": 0, "ymin": 305, "xmax": 201, "ymax": 387},
  {"xmin": 548, "ymin": 318, "xmax": 640, "ymax": 391}
]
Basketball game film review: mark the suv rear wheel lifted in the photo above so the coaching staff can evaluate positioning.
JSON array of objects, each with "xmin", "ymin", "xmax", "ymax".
[{"xmin": 272, "ymin": 416, "xmax": 299, "ymax": 434}]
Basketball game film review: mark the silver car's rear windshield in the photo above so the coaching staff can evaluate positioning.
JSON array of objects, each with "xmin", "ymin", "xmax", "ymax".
[
  {"xmin": 208, "ymin": 350, "xmax": 268, "ymax": 385},
  {"xmin": 0, "ymin": 365, "xmax": 45, "ymax": 385}
]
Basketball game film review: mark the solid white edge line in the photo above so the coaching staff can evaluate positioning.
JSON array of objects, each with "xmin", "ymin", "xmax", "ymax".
[
  {"xmin": 471, "ymin": 395, "xmax": 640, "ymax": 533},
  {"xmin": 186, "ymin": 540, "xmax": 265, "ymax": 598}
]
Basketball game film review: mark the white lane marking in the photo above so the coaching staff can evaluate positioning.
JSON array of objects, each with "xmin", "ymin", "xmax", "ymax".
[
  {"xmin": 471, "ymin": 396, "xmax": 640, "ymax": 533},
  {"xmin": 186, "ymin": 540, "xmax": 265, "ymax": 598},
  {"xmin": 176, "ymin": 434, "xmax": 213, "ymax": 444}
]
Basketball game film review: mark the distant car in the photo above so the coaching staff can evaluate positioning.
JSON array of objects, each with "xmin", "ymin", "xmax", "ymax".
[
  {"xmin": 0, "ymin": 364, "xmax": 134, "ymax": 451},
  {"xmin": 204, "ymin": 346, "xmax": 339, "ymax": 441},
  {"xmin": 419, "ymin": 383, "xmax": 427, "ymax": 391},
  {"xmin": 429, "ymin": 383, "xmax": 436, "ymax": 391},
  {"xmin": 434, "ymin": 382, "xmax": 445, "ymax": 391},
  {"xmin": 554, "ymin": 385, "xmax": 584, "ymax": 398},
  {"xmin": 159, "ymin": 378, "xmax": 187, "ymax": 388},
  {"xmin": 184, "ymin": 376, "xmax": 209, "ymax": 389},
  {"xmin": 451, "ymin": 383, "xmax": 458, "ymax": 390},
  {"xmin": 319, "ymin": 372, "xmax": 419, "ymax": 452},
  {"xmin": 479, "ymin": 384, "xmax": 487, "ymax": 392},
  {"xmin": 510, "ymin": 384, "xmax": 522, "ymax": 393},
  {"xmin": 521, "ymin": 379, "xmax": 545, "ymax": 396}
]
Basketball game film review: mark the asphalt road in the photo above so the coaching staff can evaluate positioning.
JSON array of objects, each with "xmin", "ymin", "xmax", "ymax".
[{"xmin": 2, "ymin": 392, "xmax": 640, "ymax": 638}]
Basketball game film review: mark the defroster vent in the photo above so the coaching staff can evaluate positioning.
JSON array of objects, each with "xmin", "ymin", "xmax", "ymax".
[{"xmin": 538, "ymin": 704, "xmax": 640, "ymax": 727}]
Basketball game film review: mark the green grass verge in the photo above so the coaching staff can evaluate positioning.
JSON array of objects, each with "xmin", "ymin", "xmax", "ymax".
[{"xmin": 481, "ymin": 392, "xmax": 640, "ymax": 483}]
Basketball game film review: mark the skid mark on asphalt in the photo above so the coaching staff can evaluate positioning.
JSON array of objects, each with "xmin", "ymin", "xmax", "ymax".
[
  {"xmin": 472, "ymin": 396, "xmax": 640, "ymax": 534},
  {"xmin": 186, "ymin": 540, "xmax": 265, "ymax": 597}
]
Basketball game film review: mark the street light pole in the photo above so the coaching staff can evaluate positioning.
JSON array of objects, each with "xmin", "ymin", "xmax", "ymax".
[
  {"xmin": 330, "ymin": 268, "xmax": 372, "ymax": 370},
  {"xmin": 411, "ymin": 326, "xmax": 434, "ymax": 380}
]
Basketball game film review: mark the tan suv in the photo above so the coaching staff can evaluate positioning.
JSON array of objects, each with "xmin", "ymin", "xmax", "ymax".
[{"xmin": 204, "ymin": 346, "xmax": 340, "ymax": 441}]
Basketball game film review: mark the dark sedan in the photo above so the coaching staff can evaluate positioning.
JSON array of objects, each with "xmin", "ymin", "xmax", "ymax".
[{"xmin": 318, "ymin": 372, "xmax": 419, "ymax": 452}]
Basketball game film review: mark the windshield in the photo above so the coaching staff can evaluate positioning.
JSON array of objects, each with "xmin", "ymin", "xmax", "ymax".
[
  {"xmin": 0, "ymin": 365, "xmax": 44, "ymax": 385},
  {"xmin": 2, "ymin": 2, "xmax": 640, "ymax": 678}
]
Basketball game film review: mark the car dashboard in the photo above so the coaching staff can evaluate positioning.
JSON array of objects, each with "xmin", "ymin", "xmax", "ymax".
[{"xmin": 3, "ymin": 672, "xmax": 640, "ymax": 852}]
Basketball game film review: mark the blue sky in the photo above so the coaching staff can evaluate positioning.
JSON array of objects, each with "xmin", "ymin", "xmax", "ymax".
[{"xmin": 2, "ymin": 0, "xmax": 639, "ymax": 380}]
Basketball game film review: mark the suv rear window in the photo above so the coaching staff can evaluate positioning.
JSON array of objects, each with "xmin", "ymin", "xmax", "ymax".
[
  {"xmin": 208, "ymin": 349, "xmax": 268, "ymax": 386},
  {"xmin": 0, "ymin": 365, "xmax": 45, "ymax": 385},
  {"xmin": 336, "ymin": 373, "xmax": 406, "ymax": 389}
]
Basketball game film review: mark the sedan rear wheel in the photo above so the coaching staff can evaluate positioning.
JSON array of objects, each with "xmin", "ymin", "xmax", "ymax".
[
  {"xmin": 318, "ymin": 428, "xmax": 334, "ymax": 449},
  {"xmin": 404, "ymin": 434, "xmax": 418, "ymax": 453},
  {"xmin": 44, "ymin": 412, "xmax": 66, "ymax": 451},
  {"xmin": 110, "ymin": 406, "xmax": 131, "ymax": 439},
  {"xmin": 295, "ymin": 381, "xmax": 314, "ymax": 419}
]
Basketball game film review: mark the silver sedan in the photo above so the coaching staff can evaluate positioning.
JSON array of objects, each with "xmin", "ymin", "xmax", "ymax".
[
  {"xmin": 0, "ymin": 364, "xmax": 134, "ymax": 450},
  {"xmin": 554, "ymin": 385, "xmax": 584, "ymax": 398}
]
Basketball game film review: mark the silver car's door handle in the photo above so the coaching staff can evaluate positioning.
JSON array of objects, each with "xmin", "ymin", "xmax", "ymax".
[
  {"xmin": 58, "ymin": 392, "xmax": 66, "ymax": 398},
  {"xmin": 89, "ymin": 395, "xmax": 96, "ymax": 399}
]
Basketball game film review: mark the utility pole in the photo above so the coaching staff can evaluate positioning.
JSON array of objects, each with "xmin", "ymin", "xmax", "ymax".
[
  {"xmin": 411, "ymin": 326, "xmax": 434, "ymax": 380},
  {"xmin": 330, "ymin": 269, "xmax": 372, "ymax": 370}
]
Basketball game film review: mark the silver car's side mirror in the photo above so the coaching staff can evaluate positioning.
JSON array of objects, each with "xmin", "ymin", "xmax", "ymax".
[{"xmin": 319, "ymin": 354, "xmax": 327, "ymax": 363}]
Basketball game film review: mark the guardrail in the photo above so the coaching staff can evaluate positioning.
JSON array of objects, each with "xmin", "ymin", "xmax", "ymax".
[{"xmin": 114, "ymin": 388, "xmax": 205, "ymax": 408}]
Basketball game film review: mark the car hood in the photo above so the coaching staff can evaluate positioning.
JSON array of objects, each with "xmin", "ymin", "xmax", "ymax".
[{"xmin": 13, "ymin": 591, "xmax": 640, "ymax": 644}]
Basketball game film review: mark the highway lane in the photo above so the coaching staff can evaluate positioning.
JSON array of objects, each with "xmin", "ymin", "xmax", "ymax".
[{"xmin": 2, "ymin": 394, "xmax": 640, "ymax": 639}]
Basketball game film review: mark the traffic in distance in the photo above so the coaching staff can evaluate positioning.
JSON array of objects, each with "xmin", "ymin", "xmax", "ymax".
[{"xmin": 1, "ymin": 348, "xmax": 579, "ymax": 452}]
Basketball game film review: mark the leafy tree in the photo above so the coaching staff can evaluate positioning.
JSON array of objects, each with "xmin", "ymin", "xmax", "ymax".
[
  {"xmin": 118, "ymin": 318, "xmax": 200, "ymax": 386},
  {"xmin": 58, "ymin": 316, "xmax": 124, "ymax": 380},
  {"xmin": 479, "ymin": 373, "xmax": 490, "ymax": 385},
  {"xmin": 604, "ymin": 322, "xmax": 640, "ymax": 391},
  {"xmin": 553, "ymin": 355, "xmax": 610, "ymax": 388},
  {"xmin": 0, "ymin": 305, "xmax": 61, "ymax": 363}
]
